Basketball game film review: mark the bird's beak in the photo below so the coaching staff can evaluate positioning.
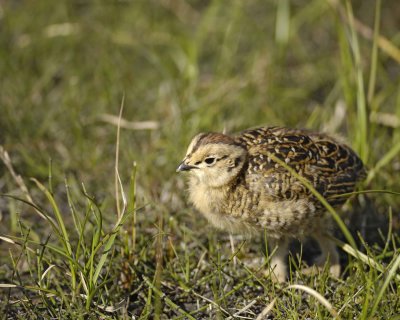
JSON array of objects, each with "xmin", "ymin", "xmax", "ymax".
[{"xmin": 176, "ymin": 161, "xmax": 196, "ymax": 172}]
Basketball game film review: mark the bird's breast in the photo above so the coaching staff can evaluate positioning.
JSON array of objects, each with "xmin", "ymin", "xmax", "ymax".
[
  {"xmin": 187, "ymin": 178, "xmax": 260, "ymax": 234},
  {"xmin": 188, "ymin": 179, "xmax": 226, "ymax": 217}
]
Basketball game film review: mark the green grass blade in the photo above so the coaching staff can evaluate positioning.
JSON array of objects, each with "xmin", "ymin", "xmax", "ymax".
[
  {"xmin": 114, "ymin": 94, "xmax": 125, "ymax": 219},
  {"xmin": 345, "ymin": 0, "xmax": 368, "ymax": 163},
  {"xmin": 286, "ymin": 284, "xmax": 337, "ymax": 317},
  {"xmin": 331, "ymin": 190, "xmax": 400, "ymax": 198},
  {"xmin": 266, "ymin": 152, "xmax": 359, "ymax": 254},
  {"xmin": 275, "ymin": 0, "xmax": 290, "ymax": 46},
  {"xmin": 128, "ymin": 162, "xmax": 137, "ymax": 252},
  {"xmin": 367, "ymin": 0, "xmax": 381, "ymax": 105},
  {"xmin": 369, "ymin": 253, "xmax": 400, "ymax": 317},
  {"xmin": 31, "ymin": 178, "xmax": 72, "ymax": 255},
  {"xmin": 0, "ymin": 194, "xmax": 56, "ymax": 226},
  {"xmin": 30, "ymin": 178, "xmax": 77, "ymax": 292},
  {"xmin": 92, "ymin": 206, "xmax": 132, "ymax": 285},
  {"xmin": 367, "ymin": 139, "xmax": 400, "ymax": 184},
  {"xmin": 65, "ymin": 178, "xmax": 82, "ymax": 236}
]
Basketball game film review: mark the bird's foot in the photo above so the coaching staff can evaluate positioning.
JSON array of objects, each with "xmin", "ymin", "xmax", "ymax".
[{"xmin": 301, "ymin": 255, "xmax": 340, "ymax": 278}]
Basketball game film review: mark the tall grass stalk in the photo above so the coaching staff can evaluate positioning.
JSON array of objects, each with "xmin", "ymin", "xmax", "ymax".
[
  {"xmin": 275, "ymin": 0, "xmax": 290, "ymax": 46},
  {"xmin": 366, "ymin": 140, "xmax": 400, "ymax": 184},
  {"xmin": 266, "ymin": 152, "xmax": 359, "ymax": 255},
  {"xmin": 345, "ymin": 0, "xmax": 368, "ymax": 163},
  {"xmin": 366, "ymin": 0, "xmax": 381, "ymax": 106},
  {"xmin": 31, "ymin": 178, "xmax": 76, "ymax": 294},
  {"xmin": 115, "ymin": 94, "xmax": 125, "ymax": 218},
  {"xmin": 369, "ymin": 253, "xmax": 400, "ymax": 317}
]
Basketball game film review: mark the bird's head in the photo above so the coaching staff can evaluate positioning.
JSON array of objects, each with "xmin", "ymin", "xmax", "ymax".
[{"xmin": 177, "ymin": 132, "xmax": 247, "ymax": 187}]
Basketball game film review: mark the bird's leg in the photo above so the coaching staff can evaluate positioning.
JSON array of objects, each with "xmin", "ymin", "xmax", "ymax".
[
  {"xmin": 266, "ymin": 237, "xmax": 289, "ymax": 283},
  {"xmin": 312, "ymin": 232, "xmax": 340, "ymax": 278}
]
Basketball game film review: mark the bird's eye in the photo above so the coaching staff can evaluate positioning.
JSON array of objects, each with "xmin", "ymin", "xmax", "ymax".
[{"xmin": 204, "ymin": 157, "xmax": 216, "ymax": 165}]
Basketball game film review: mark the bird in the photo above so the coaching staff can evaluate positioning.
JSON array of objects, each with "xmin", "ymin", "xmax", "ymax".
[{"xmin": 176, "ymin": 126, "xmax": 366, "ymax": 282}]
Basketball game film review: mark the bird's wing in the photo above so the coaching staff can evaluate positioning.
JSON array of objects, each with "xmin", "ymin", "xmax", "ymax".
[
  {"xmin": 305, "ymin": 136, "xmax": 366, "ymax": 206},
  {"xmin": 236, "ymin": 127, "xmax": 365, "ymax": 206}
]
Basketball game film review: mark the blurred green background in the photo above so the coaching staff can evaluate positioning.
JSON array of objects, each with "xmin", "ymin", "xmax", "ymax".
[{"xmin": 1, "ymin": 0, "xmax": 400, "ymax": 224}]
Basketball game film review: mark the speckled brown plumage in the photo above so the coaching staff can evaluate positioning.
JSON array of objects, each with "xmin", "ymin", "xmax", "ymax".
[
  {"xmin": 177, "ymin": 126, "xmax": 366, "ymax": 282},
  {"xmin": 237, "ymin": 127, "xmax": 365, "ymax": 210}
]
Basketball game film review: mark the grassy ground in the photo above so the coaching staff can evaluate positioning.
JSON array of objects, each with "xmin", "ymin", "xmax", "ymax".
[{"xmin": 1, "ymin": 0, "xmax": 400, "ymax": 318}]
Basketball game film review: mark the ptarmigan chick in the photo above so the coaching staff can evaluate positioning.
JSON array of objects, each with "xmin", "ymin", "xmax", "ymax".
[{"xmin": 177, "ymin": 126, "xmax": 366, "ymax": 282}]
